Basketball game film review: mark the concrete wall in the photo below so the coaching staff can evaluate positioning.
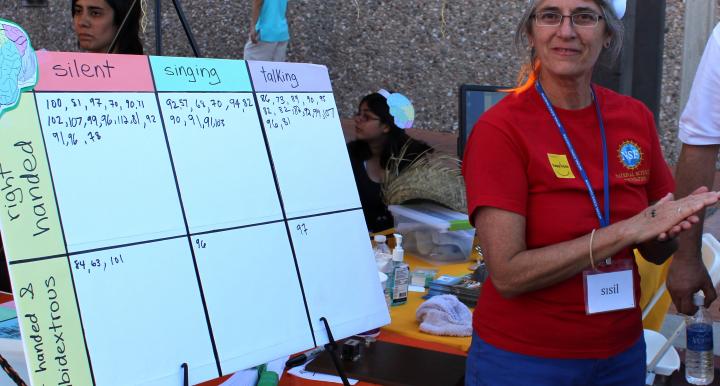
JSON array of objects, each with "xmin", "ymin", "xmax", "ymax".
[
  {"xmin": 662, "ymin": 0, "xmax": 719, "ymax": 161},
  {"xmin": 2, "ymin": 0, "xmax": 718, "ymax": 162}
]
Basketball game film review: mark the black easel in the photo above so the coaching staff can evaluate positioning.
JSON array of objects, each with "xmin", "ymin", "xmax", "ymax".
[
  {"xmin": 0, "ymin": 353, "xmax": 27, "ymax": 386},
  {"xmin": 320, "ymin": 317, "xmax": 351, "ymax": 386},
  {"xmin": 181, "ymin": 362, "xmax": 189, "ymax": 386},
  {"xmin": 154, "ymin": 0, "xmax": 202, "ymax": 57},
  {"xmin": 106, "ymin": 0, "xmax": 202, "ymax": 57}
]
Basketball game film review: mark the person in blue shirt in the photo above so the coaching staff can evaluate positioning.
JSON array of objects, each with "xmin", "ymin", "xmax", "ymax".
[{"xmin": 244, "ymin": 0, "xmax": 289, "ymax": 62}]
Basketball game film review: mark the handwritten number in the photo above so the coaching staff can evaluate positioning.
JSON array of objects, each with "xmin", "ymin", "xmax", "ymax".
[
  {"xmin": 73, "ymin": 254, "xmax": 125, "ymax": 275},
  {"xmin": 296, "ymin": 223, "xmax": 309, "ymax": 236}
]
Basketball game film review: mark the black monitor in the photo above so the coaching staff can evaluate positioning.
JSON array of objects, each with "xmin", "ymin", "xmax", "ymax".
[{"xmin": 457, "ymin": 85, "xmax": 508, "ymax": 158}]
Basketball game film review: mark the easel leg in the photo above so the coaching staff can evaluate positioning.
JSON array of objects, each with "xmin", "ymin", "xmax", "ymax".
[
  {"xmin": 320, "ymin": 317, "xmax": 351, "ymax": 386},
  {"xmin": 181, "ymin": 362, "xmax": 188, "ymax": 386},
  {"xmin": 152, "ymin": 0, "xmax": 202, "ymax": 57}
]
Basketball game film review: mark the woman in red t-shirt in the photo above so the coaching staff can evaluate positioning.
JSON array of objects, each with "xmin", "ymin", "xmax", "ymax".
[{"xmin": 462, "ymin": 1, "xmax": 719, "ymax": 385}]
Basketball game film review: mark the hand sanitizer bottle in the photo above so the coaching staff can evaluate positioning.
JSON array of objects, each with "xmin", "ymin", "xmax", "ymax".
[{"xmin": 388, "ymin": 234, "xmax": 409, "ymax": 306}]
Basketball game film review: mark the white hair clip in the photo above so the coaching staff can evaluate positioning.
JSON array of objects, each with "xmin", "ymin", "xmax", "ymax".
[
  {"xmin": 528, "ymin": 0, "xmax": 625, "ymax": 19},
  {"xmin": 377, "ymin": 89, "xmax": 415, "ymax": 129},
  {"xmin": 608, "ymin": 0, "xmax": 626, "ymax": 19}
]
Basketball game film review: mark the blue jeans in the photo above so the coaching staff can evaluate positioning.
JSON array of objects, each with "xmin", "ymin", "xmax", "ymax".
[{"xmin": 465, "ymin": 332, "xmax": 646, "ymax": 386}]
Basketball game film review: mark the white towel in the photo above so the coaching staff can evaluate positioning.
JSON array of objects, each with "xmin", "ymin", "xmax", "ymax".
[{"xmin": 415, "ymin": 294, "xmax": 472, "ymax": 337}]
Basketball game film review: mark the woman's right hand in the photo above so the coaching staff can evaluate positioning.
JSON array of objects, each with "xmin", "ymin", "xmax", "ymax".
[{"xmin": 624, "ymin": 189, "xmax": 720, "ymax": 244}]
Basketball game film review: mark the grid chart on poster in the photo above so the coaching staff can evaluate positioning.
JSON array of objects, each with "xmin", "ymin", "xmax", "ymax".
[{"xmin": 0, "ymin": 51, "xmax": 389, "ymax": 386}]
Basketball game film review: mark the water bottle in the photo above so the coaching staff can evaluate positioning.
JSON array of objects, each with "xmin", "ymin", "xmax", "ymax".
[
  {"xmin": 373, "ymin": 235, "xmax": 392, "ymax": 307},
  {"xmin": 373, "ymin": 235, "xmax": 391, "ymax": 256},
  {"xmin": 686, "ymin": 293, "xmax": 714, "ymax": 385}
]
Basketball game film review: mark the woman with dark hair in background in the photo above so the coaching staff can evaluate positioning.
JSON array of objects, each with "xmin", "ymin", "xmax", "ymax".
[
  {"xmin": 72, "ymin": 0, "xmax": 144, "ymax": 54},
  {"xmin": 347, "ymin": 90, "xmax": 432, "ymax": 232}
]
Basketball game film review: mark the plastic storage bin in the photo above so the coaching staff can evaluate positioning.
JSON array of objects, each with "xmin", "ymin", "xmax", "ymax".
[{"xmin": 388, "ymin": 203, "xmax": 474, "ymax": 264}]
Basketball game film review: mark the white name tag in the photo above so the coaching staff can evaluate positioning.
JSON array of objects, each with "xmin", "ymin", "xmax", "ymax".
[{"xmin": 583, "ymin": 267, "xmax": 635, "ymax": 315}]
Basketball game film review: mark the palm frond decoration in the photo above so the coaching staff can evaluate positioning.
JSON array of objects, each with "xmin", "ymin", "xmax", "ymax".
[{"xmin": 383, "ymin": 143, "xmax": 467, "ymax": 213}]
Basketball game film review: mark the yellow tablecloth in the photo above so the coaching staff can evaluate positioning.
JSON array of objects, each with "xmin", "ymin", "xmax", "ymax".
[{"xmin": 383, "ymin": 253, "xmax": 474, "ymax": 352}]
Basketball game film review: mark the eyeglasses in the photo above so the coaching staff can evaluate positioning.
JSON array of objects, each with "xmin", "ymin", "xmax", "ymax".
[
  {"xmin": 533, "ymin": 11, "xmax": 603, "ymax": 27},
  {"xmin": 355, "ymin": 112, "xmax": 380, "ymax": 123}
]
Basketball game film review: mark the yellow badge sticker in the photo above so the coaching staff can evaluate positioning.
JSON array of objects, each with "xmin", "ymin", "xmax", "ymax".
[{"xmin": 548, "ymin": 154, "xmax": 575, "ymax": 179}]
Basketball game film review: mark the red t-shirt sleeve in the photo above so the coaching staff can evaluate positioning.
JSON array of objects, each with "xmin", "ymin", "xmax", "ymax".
[{"xmin": 462, "ymin": 117, "xmax": 528, "ymax": 224}]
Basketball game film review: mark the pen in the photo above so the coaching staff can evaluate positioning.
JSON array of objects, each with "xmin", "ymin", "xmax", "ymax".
[{"xmin": 285, "ymin": 346, "xmax": 324, "ymax": 368}]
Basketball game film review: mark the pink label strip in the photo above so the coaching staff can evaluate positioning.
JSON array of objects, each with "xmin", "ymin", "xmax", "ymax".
[{"xmin": 36, "ymin": 51, "xmax": 154, "ymax": 92}]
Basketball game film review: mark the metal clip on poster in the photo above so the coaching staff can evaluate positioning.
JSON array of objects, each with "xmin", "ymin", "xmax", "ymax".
[
  {"xmin": 107, "ymin": 0, "xmax": 203, "ymax": 57},
  {"xmin": 320, "ymin": 317, "xmax": 351, "ymax": 386}
]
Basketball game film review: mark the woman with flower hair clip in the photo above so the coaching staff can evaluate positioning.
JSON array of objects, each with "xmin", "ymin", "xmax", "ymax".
[{"xmin": 347, "ymin": 90, "xmax": 432, "ymax": 232}]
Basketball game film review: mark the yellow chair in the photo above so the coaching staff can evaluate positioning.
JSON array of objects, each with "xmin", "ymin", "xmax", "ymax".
[{"xmin": 636, "ymin": 249, "xmax": 673, "ymax": 331}]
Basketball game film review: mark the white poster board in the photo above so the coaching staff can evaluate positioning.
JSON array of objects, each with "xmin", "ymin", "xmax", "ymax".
[{"xmin": 0, "ymin": 51, "xmax": 389, "ymax": 385}]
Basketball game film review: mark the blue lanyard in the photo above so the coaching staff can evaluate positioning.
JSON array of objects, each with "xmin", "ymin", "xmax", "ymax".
[{"xmin": 535, "ymin": 81, "xmax": 610, "ymax": 228}]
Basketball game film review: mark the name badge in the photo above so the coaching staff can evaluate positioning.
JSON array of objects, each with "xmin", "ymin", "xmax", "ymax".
[{"xmin": 583, "ymin": 260, "xmax": 635, "ymax": 315}]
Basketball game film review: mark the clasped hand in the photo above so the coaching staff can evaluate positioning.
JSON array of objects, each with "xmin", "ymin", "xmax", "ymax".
[{"xmin": 630, "ymin": 187, "xmax": 719, "ymax": 244}]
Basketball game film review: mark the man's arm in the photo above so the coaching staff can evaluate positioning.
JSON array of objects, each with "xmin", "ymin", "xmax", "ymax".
[
  {"xmin": 667, "ymin": 144, "xmax": 719, "ymax": 314},
  {"xmin": 249, "ymin": 0, "xmax": 263, "ymax": 43}
]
